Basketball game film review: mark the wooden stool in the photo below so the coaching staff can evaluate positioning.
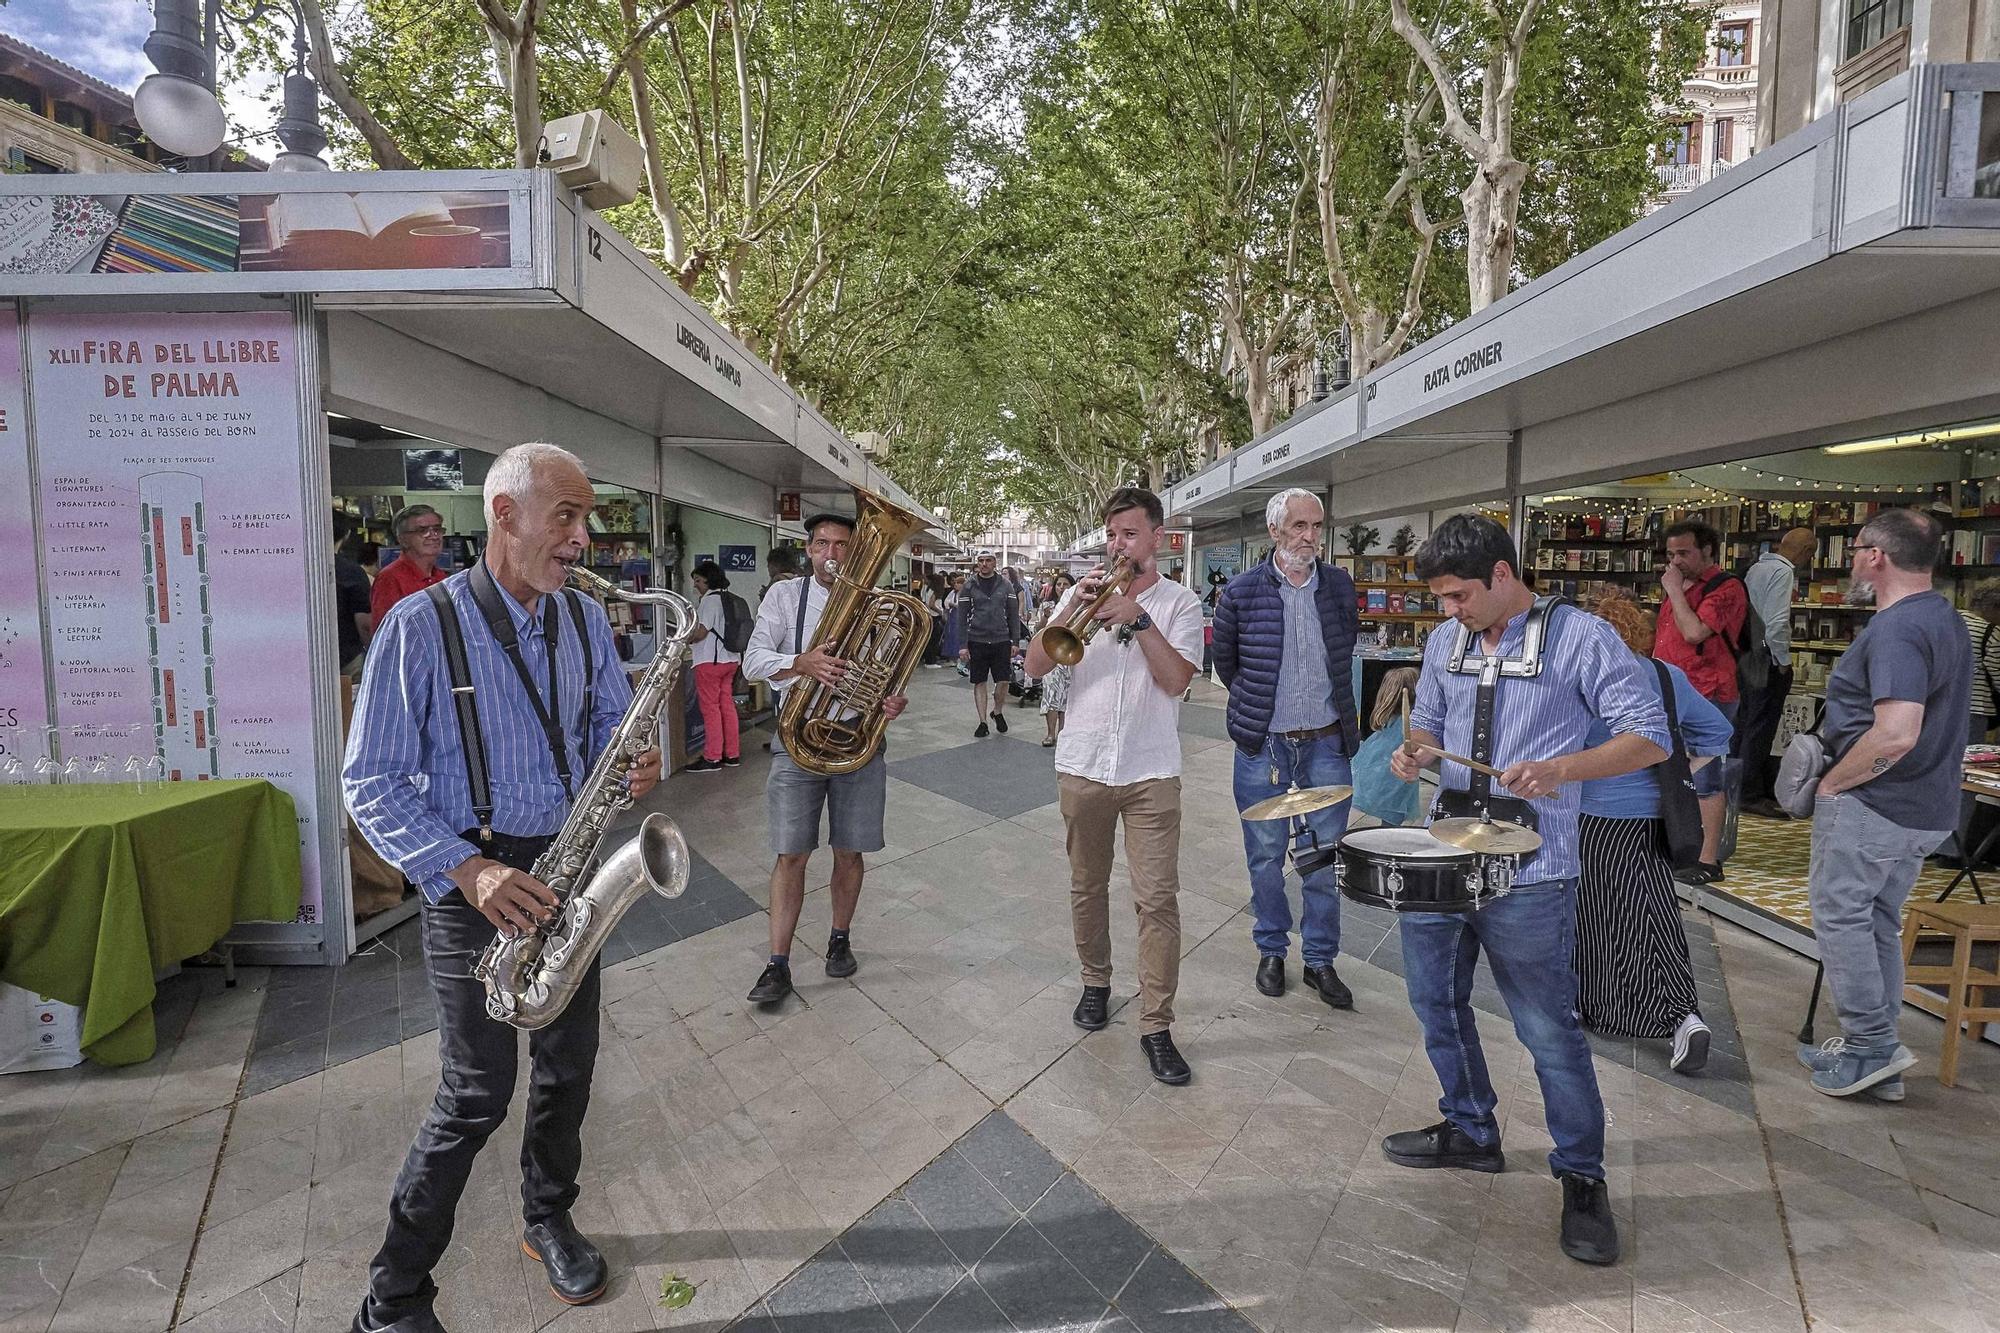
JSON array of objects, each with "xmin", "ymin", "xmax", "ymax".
[{"xmin": 1901, "ymin": 901, "xmax": 2000, "ymax": 1087}]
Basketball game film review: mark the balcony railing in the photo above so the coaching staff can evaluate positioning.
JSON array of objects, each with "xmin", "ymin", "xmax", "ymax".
[
  {"xmin": 1653, "ymin": 158, "xmax": 1736, "ymax": 193},
  {"xmin": 1690, "ymin": 63, "xmax": 1756, "ymax": 86}
]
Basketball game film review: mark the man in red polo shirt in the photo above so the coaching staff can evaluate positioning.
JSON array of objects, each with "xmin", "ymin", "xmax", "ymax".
[
  {"xmin": 1657, "ymin": 519, "xmax": 1748, "ymax": 883},
  {"xmin": 371, "ymin": 503, "xmax": 449, "ymax": 629}
]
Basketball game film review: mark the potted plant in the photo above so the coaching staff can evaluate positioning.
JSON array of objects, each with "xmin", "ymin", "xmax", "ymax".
[
  {"xmin": 1389, "ymin": 523, "xmax": 1417, "ymax": 556},
  {"xmin": 1341, "ymin": 522, "xmax": 1379, "ymax": 557}
]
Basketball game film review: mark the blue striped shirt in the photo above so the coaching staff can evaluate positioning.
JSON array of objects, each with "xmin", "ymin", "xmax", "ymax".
[
  {"xmin": 1268, "ymin": 564, "xmax": 1337, "ymax": 734},
  {"xmin": 343, "ymin": 565, "xmax": 633, "ymax": 902},
  {"xmin": 1410, "ymin": 602, "xmax": 1670, "ymax": 884}
]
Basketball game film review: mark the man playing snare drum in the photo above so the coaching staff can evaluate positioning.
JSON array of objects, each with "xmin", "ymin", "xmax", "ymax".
[{"xmin": 1388, "ymin": 515, "xmax": 1667, "ymax": 1267}]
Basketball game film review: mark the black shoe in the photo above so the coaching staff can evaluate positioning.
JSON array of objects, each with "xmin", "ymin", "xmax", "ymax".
[
  {"xmin": 1698, "ymin": 861, "xmax": 1725, "ymax": 883},
  {"xmin": 1140, "ymin": 1030, "xmax": 1191, "ymax": 1085},
  {"xmin": 992, "ymin": 711, "xmax": 1008, "ymax": 733},
  {"xmin": 1301, "ymin": 965, "xmax": 1354, "ymax": 1010},
  {"xmin": 747, "ymin": 962, "xmax": 793, "ymax": 1005},
  {"xmin": 1073, "ymin": 985, "xmax": 1110, "ymax": 1030},
  {"xmin": 1382, "ymin": 1120, "xmax": 1504, "ymax": 1173},
  {"xmin": 1742, "ymin": 798, "xmax": 1791, "ymax": 821},
  {"xmin": 824, "ymin": 935, "xmax": 858, "ymax": 978},
  {"xmin": 1557, "ymin": 1172, "xmax": 1620, "ymax": 1265},
  {"xmin": 722, "ymin": 756, "xmax": 742, "ymax": 768},
  {"xmin": 1255, "ymin": 956, "xmax": 1286, "ymax": 997},
  {"xmin": 522, "ymin": 1215, "xmax": 608, "ymax": 1305},
  {"xmin": 685, "ymin": 757, "xmax": 721, "ymax": 773},
  {"xmin": 353, "ymin": 1305, "xmax": 450, "ymax": 1333},
  {"xmin": 975, "ymin": 722, "xmax": 990, "ymax": 738},
  {"xmin": 1680, "ymin": 862, "xmax": 1720, "ymax": 884}
]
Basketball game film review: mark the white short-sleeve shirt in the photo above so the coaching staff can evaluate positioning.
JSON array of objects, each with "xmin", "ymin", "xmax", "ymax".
[{"xmin": 1053, "ymin": 575, "xmax": 1204, "ymax": 786}]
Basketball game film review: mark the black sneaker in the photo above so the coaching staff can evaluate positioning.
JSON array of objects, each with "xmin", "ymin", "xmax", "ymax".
[
  {"xmin": 1140, "ymin": 1030, "xmax": 1191, "ymax": 1085},
  {"xmin": 975, "ymin": 722, "xmax": 990, "ymax": 738},
  {"xmin": 1301, "ymin": 965, "xmax": 1353, "ymax": 1010},
  {"xmin": 991, "ymin": 711, "xmax": 1008, "ymax": 733},
  {"xmin": 686, "ymin": 758, "xmax": 722, "ymax": 773},
  {"xmin": 1558, "ymin": 1172, "xmax": 1620, "ymax": 1265},
  {"xmin": 1382, "ymin": 1120, "xmax": 1504, "ymax": 1173},
  {"xmin": 746, "ymin": 962, "xmax": 793, "ymax": 1005},
  {"xmin": 722, "ymin": 756, "xmax": 742, "ymax": 768},
  {"xmin": 824, "ymin": 935, "xmax": 858, "ymax": 978},
  {"xmin": 1073, "ymin": 985, "xmax": 1110, "ymax": 1030}
]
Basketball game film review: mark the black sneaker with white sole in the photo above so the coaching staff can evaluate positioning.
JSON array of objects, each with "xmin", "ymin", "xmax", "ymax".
[
  {"xmin": 685, "ymin": 758, "xmax": 722, "ymax": 773},
  {"xmin": 991, "ymin": 710, "xmax": 1008, "ymax": 733}
]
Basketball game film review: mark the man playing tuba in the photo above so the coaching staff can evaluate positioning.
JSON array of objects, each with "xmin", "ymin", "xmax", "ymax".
[{"xmin": 741, "ymin": 510, "xmax": 910, "ymax": 1005}]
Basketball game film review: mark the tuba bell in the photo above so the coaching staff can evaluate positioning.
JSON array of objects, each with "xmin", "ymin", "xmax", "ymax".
[{"xmin": 777, "ymin": 488, "xmax": 932, "ymax": 776}]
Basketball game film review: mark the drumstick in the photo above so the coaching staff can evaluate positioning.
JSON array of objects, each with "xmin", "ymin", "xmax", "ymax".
[{"xmin": 1414, "ymin": 743, "xmax": 1509, "ymax": 781}]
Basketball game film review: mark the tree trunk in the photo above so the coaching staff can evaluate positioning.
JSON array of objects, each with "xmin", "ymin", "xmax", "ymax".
[
  {"xmin": 1462, "ymin": 157, "xmax": 1527, "ymax": 312},
  {"xmin": 619, "ymin": 0, "xmax": 687, "ymax": 273},
  {"xmin": 297, "ymin": 0, "xmax": 414, "ymax": 169},
  {"xmin": 509, "ymin": 29, "xmax": 542, "ymax": 169}
]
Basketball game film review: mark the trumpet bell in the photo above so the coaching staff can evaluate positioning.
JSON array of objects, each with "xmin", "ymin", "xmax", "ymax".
[{"xmin": 1040, "ymin": 626, "xmax": 1087, "ymax": 666}]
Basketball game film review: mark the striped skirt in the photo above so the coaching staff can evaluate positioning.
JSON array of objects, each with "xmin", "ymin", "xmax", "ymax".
[{"xmin": 1574, "ymin": 813, "xmax": 1699, "ymax": 1039}]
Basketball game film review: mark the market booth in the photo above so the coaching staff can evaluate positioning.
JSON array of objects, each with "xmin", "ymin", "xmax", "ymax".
[
  {"xmin": 1165, "ymin": 64, "xmax": 2000, "ymax": 959},
  {"xmin": 0, "ymin": 168, "xmax": 946, "ymax": 980}
]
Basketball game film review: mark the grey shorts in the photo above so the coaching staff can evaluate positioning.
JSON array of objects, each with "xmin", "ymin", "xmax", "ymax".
[{"xmin": 767, "ymin": 740, "xmax": 889, "ymax": 855}]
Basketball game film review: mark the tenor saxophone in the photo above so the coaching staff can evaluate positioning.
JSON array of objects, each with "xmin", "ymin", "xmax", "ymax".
[{"xmin": 474, "ymin": 565, "xmax": 696, "ymax": 1029}]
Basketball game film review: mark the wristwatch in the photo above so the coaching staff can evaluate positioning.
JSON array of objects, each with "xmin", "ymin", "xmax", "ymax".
[{"xmin": 1130, "ymin": 611, "xmax": 1154, "ymax": 633}]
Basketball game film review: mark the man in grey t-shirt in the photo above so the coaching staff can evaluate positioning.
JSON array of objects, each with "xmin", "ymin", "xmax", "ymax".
[{"xmin": 1802, "ymin": 508, "xmax": 1971, "ymax": 1099}]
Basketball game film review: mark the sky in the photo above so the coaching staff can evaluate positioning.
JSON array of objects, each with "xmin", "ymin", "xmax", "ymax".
[{"xmin": 9, "ymin": 0, "xmax": 277, "ymax": 146}]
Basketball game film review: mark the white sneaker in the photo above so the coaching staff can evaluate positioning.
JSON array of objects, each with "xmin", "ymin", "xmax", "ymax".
[{"xmin": 1670, "ymin": 1012, "xmax": 1711, "ymax": 1074}]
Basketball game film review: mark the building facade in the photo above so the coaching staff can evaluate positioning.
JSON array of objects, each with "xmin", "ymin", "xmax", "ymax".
[
  {"xmin": 1655, "ymin": 3, "xmax": 1763, "ymax": 207},
  {"xmin": 1757, "ymin": 0, "xmax": 2000, "ymax": 147}
]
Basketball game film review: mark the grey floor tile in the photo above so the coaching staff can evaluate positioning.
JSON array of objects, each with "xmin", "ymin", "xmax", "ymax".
[
  {"xmin": 1111, "ymin": 1251, "xmax": 1253, "ymax": 1333},
  {"xmin": 241, "ymin": 1033, "xmax": 328, "ymax": 1098},
  {"xmin": 1024, "ymin": 1175, "xmax": 1154, "ymax": 1301},
  {"xmin": 909, "ymin": 1277, "xmax": 1015, "ymax": 1333},
  {"xmin": 972, "ymin": 1219, "xmax": 1107, "ymax": 1333},
  {"xmin": 901, "ymin": 1152, "xmax": 1019, "ymax": 1267},
  {"xmin": 955, "ymin": 1112, "xmax": 1064, "ymax": 1211},
  {"xmin": 768, "ymin": 1249, "xmax": 898, "ymax": 1333},
  {"xmin": 839, "ymin": 1199, "xmax": 964, "ymax": 1332},
  {"xmin": 325, "ymin": 1004, "xmax": 404, "ymax": 1068},
  {"xmin": 728, "ymin": 1304, "xmax": 782, "ymax": 1333},
  {"xmin": 888, "ymin": 741, "xmax": 1061, "ymax": 820}
]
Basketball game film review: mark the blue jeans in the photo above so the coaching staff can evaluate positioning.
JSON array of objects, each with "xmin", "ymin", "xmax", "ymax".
[
  {"xmin": 1233, "ymin": 733, "xmax": 1350, "ymax": 967},
  {"xmin": 1398, "ymin": 878, "xmax": 1605, "ymax": 1179}
]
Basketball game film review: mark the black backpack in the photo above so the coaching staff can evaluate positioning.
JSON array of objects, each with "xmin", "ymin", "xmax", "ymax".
[
  {"xmin": 1699, "ymin": 569, "xmax": 1768, "ymax": 695},
  {"xmin": 1650, "ymin": 660, "xmax": 1705, "ymax": 870},
  {"xmin": 720, "ymin": 591, "xmax": 752, "ymax": 654}
]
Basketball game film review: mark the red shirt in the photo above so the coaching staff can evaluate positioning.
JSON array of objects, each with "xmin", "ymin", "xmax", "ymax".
[
  {"xmin": 1655, "ymin": 568, "xmax": 1749, "ymax": 704},
  {"xmin": 370, "ymin": 555, "xmax": 448, "ymax": 628}
]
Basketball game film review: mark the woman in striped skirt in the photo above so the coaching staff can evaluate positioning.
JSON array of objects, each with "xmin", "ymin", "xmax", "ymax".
[{"xmin": 1577, "ymin": 594, "xmax": 1735, "ymax": 1073}]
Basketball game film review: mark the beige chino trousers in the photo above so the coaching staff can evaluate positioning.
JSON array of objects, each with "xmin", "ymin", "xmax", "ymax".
[{"xmin": 1058, "ymin": 773, "xmax": 1183, "ymax": 1035}]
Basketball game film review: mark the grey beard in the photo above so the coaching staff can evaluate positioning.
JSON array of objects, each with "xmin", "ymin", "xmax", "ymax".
[
  {"xmin": 1845, "ymin": 581, "xmax": 1876, "ymax": 607},
  {"xmin": 1275, "ymin": 546, "xmax": 1315, "ymax": 575}
]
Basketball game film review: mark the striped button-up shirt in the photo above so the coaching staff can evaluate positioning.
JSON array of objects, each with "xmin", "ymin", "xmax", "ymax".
[
  {"xmin": 1267, "ymin": 563, "xmax": 1337, "ymax": 735},
  {"xmin": 1410, "ymin": 602, "xmax": 1670, "ymax": 884},
  {"xmin": 343, "ymin": 565, "xmax": 632, "ymax": 902}
]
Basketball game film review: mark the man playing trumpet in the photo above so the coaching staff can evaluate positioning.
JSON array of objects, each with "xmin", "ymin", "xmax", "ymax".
[{"xmin": 1025, "ymin": 487, "xmax": 1205, "ymax": 1084}]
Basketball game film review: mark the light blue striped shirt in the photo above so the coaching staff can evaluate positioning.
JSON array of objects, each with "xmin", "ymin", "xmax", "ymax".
[
  {"xmin": 1410, "ymin": 602, "xmax": 1670, "ymax": 884},
  {"xmin": 343, "ymin": 565, "xmax": 632, "ymax": 902},
  {"xmin": 1268, "ymin": 564, "xmax": 1337, "ymax": 735}
]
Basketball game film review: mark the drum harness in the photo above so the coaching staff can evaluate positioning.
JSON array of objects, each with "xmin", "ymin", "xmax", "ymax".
[{"xmin": 1344, "ymin": 594, "xmax": 1572, "ymax": 908}]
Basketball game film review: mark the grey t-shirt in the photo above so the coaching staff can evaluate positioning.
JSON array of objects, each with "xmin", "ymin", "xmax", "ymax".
[{"xmin": 1822, "ymin": 590, "xmax": 1972, "ymax": 831}]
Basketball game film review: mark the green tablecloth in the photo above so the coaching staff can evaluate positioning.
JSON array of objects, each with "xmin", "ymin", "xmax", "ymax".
[{"xmin": 0, "ymin": 780, "xmax": 302, "ymax": 1065}]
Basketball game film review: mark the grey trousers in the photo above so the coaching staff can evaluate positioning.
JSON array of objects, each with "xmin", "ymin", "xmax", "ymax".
[{"xmin": 1807, "ymin": 792, "xmax": 1947, "ymax": 1052}]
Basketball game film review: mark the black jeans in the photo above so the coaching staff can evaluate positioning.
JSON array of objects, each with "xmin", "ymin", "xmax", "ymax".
[
  {"xmin": 363, "ymin": 831, "xmax": 600, "ymax": 1324},
  {"xmin": 1735, "ymin": 664, "xmax": 1792, "ymax": 803}
]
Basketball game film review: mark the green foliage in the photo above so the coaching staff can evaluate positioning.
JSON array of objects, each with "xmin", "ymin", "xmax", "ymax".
[{"xmin": 1342, "ymin": 521, "xmax": 1381, "ymax": 556}]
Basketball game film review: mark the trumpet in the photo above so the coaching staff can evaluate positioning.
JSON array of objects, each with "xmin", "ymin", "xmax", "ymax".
[{"xmin": 1036, "ymin": 556, "xmax": 1138, "ymax": 666}]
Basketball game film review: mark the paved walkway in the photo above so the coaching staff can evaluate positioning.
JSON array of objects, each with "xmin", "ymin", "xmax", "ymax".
[{"xmin": 1, "ymin": 667, "xmax": 1996, "ymax": 1331}]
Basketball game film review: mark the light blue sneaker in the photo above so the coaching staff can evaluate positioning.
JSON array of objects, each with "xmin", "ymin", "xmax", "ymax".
[
  {"xmin": 1868, "ymin": 1075, "xmax": 1906, "ymax": 1103},
  {"xmin": 1797, "ymin": 1037, "xmax": 1916, "ymax": 1097}
]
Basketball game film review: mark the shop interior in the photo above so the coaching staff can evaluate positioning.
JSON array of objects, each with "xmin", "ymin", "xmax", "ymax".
[{"xmin": 1346, "ymin": 417, "xmax": 2000, "ymax": 953}]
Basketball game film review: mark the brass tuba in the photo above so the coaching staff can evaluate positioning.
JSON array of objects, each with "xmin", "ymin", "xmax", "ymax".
[
  {"xmin": 777, "ymin": 488, "xmax": 932, "ymax": 776},
  {"xmin": 1035, "ymin": 556, "xmax": 1137, "ymax": 666}
]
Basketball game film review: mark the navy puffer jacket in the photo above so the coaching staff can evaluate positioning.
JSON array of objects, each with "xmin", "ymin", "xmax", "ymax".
[{"xmin": 1212, "ymin": 558, "xmax": 1361, "ymax": 755}]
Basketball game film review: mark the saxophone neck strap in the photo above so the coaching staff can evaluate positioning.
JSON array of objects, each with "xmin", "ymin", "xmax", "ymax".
[
  {"xmin": 795, "ymin": 575, "xmax": 812, "ymax": 655},
  {"xmin": 467, "ymin": 559, "xmax": 589, "ymax": 802}
]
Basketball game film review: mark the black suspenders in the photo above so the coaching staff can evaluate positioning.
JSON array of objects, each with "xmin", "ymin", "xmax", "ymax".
[{"xmin": 427, "ymin": 569, "xmax": 598, "ymax": 842}]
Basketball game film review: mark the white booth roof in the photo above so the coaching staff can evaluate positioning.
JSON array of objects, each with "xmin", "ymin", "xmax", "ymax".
[
  {"xmin": 0, "ymin": 167, "xmax": 950, "ymax": 540},
  {"xmin": 1162, "ymin": 64, "xmax": 2000, "ymax": 530}
]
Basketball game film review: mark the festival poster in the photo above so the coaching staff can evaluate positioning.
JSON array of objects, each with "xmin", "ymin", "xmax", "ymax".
[
  {"xmin": 0, "ymin": 312, "xmax": 50, "ymax": 777},
  {"xmin": 27, "ymin": 310, "xmax": 326, "ymax": 924}
]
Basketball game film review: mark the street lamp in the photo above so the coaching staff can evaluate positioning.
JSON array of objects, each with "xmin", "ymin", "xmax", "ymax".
[{"xmin": 134, "ymin": 0, "xmax": 329, "ymax": 169}]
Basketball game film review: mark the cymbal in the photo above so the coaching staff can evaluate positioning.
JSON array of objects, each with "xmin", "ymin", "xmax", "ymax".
[
  {"xmin": 1242, "ymin": 785, "xmax": 1354, "ymax": 822},
  {"xmin": 1428, "ymin": 817, "xmax": 1544, "ymax": 855}
]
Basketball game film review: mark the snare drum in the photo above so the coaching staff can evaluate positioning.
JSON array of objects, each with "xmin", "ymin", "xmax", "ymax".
[{"xmin": 1335, "ymin": 828, "xmax": 1517, "ymax": 913}]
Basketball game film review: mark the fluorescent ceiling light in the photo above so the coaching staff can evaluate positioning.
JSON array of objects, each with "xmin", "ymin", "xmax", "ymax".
[{"xmin": 1824, "ymin": 420, "xmax": 2000, "ymax": 455}]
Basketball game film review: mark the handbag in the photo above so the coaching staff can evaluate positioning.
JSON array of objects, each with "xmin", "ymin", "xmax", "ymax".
[
  {"xmin": 1775, "ymin": 728, "xmax": 1831, "ymax": 818},
  {"xmin": 1650, "ymin": 661, "xmax": 1704, "ymax": 870}
]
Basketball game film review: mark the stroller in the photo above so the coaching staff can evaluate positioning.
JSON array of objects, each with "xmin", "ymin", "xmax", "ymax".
[{"xmin": 1009, "ymin": 649, "xmax": 1043, "ymax": 703}]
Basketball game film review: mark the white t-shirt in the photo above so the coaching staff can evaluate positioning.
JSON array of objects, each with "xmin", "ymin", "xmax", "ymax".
[
  {"xmin": 1053, "ymin": 576, "xmax": 1204, "ymax": 786},
  {"xmin": 743, "ymin": 576, "xmax": 831, "ymax": 697},
  {"xmin": 695, "ymin": 590, "xmax": 742, "ymax": 666}
]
